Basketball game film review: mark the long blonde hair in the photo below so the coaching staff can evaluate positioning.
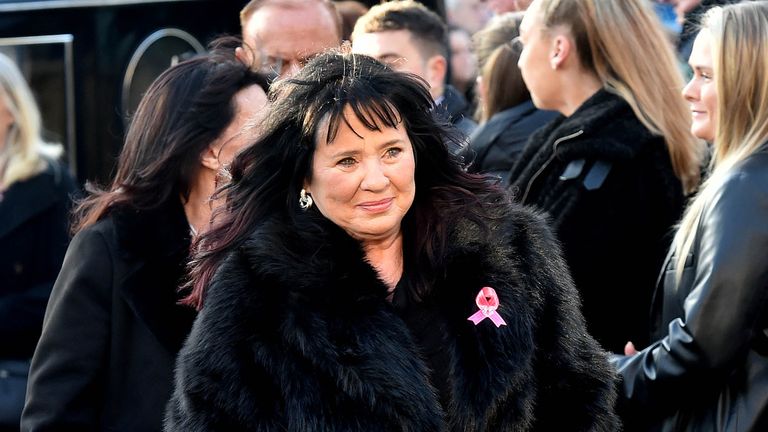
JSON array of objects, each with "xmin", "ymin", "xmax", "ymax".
[
  {"xmin": 674, "ymin": 2, "xmax": 768, "ymax": 277},
  {"xmin": 535, "ymin": 0, "xmax": 705, "ymax": 194},
  {"xmin": 0, "ymin": 53, "xmax": 62, "ymax": 189}
]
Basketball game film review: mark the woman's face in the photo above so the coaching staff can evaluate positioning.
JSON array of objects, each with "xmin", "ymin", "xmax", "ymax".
[
  {"xmin": 306, "ymin": 106, "xmax": 416, "ymax": 244},
  {"xmin": 0, "ymin": 95, "xmax": 14, "ymax": 150},
  {"xmin": 517, "ymin": 3, "xmax": 557, "ymax": 110},
  {"xmin": 212, "ymin": 84, "xmax": 269, "ymax": 168},
  {"xmin": 682, "ymin": 31, "xmax": 717, "ymax": 142}
]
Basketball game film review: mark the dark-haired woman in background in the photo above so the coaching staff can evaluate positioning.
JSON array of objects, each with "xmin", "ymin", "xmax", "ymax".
[
  {"xmin": 465, "ymin": 12, "xmax": 557, "ymax": 185},
  {"xmin": 165, "ymin": 51, "xmax": 618, "ymax": 431},
  {"xmin": 21, "ymin": 40, "xmax": 269, "ymax": 432}
]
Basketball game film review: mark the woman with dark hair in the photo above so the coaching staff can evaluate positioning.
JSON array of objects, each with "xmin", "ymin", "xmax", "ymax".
[
  {"xmin": 21, "ymin": 39, "xmax": 269, "ymax": 432},
  {"xmin": 465, "ymin": 12, "xmax": 557, "ymax": 185},
  {"xmin": 165, "ymin": 51, "xmax": 618, "ymax": 431}
]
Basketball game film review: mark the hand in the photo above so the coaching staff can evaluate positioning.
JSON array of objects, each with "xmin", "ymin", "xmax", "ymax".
[{"xmin": 624, "ymin": 341, "xmax": 638, "ymax": 356}]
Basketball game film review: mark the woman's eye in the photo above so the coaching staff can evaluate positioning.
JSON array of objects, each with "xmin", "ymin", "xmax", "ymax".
[
  {"xmin": 338, "ymin": 157, "xmax": 356, "ymax": 167},
  {"xmin": 385, "ymin": 148, "xmax": 402, "ymax": 158}
]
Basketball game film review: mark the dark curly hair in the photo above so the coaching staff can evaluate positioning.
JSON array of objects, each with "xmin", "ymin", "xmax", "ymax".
[{"xmin": 184, "ymin": 50, "xmax": 507, "ymax": 309}]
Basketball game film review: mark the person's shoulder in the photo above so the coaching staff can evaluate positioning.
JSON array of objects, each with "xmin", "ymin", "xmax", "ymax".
[
  {"xmin": 454, "ymin": 198, "xmax": 554, "ymax": 249},
  {"xmin": 70, "ymin": 215, "xmax": 119, "ymax": 254},
  {"xmin": 716, "ymin": 150, "xmax": 768, "ymax": 202}
]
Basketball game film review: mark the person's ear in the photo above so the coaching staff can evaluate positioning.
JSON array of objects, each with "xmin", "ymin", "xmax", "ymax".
[
  {"xmin": 235, "ymin": 45, "xmax": 255, "ymax": 68},
  {"xmin": 550, "ymin": 34, "xmax": 572, "ymax": 70},
  {"xmin": 201, "ymin": 145, "xmax": 221, "ymax": 171},
  {"xmin": 425, "ymin": 55, "xmax": 447, "ymax": 91}
]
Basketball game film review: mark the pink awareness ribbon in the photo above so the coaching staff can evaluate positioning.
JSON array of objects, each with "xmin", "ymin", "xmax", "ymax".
[{"xmin": 467, "ymin": 287, "xmax": 507, "ymax": 327}]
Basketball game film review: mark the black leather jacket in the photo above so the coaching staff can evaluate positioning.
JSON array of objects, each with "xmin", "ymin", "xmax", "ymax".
[{"xmin": 612, "ymin": 146, "xmax": 768, "ymax": 432}]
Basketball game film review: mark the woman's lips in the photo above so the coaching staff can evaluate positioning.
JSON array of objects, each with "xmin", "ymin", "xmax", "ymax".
[{"xmin": 358, "ymin": 198, "xmax": 393, "ymax": 213}]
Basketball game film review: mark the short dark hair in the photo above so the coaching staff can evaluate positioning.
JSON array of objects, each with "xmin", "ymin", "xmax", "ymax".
[
  {"xmin": 72, "ymin": 37, "xmax": 269, "ymax": 234},
  {"xmin": 185, "ymin": 51, "xmax": 506, "ymax": 308},
  {"xmin": 352, "ymin": 0, "xmax": 448, "ymax": 59}
]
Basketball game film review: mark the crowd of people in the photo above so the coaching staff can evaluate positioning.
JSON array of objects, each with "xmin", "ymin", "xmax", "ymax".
[{"xmin": 1, "ymin": 0, "xmax": 766, "ymax": 431}]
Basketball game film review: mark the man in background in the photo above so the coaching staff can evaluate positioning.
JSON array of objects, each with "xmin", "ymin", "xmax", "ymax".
[
  {"xmin": 237, "ymin": 0, "xmax": 341, "ymax": 80},
  {"xmin": 351, "ymin": 0, "xmax": 477, "ymax": 138}
]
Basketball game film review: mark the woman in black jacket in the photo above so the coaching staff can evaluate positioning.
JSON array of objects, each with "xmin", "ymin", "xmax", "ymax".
[
  {"xmin": 21, "ymin": 39, "xmax": 269, "ymax": 432},
  {"xmin": 613, "ymin": 3, "xmax": 768, "ymax": 430},
  {"xmin": 0, "ymin": 52, "xmax": 78, "ymax": 431},
  {"xmin": 165, "ymin": 51, "xmax": 619, "ymax": 431},
  {"xmin": 508, "ymin": 0, "xmax": 706, "ymax": 354},
  {"xmin": 465, "ymin": 12, "xmax": 557, "ymax": 185}
]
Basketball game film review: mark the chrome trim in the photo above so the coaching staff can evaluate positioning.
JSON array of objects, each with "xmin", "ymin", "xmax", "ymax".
[
  {"xmin": 0, "ymin": 34, "xmax": 73, "ymax": 46},
  {"xmin": 64, "ymin": 37, "xmax": 76, "ymax": 174},
  {"xmin": 0, "ymin": 0, "xmax": 200, "ymax": 12},
  {"xmin": 121, "ymin": 28, "xmax": 205, "ymax": 120}
]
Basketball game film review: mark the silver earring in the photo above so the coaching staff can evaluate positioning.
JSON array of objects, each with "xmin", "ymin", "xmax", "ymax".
[{"xmin": 299, "ymin": 189, "xmax": 313, "ymax": 210}]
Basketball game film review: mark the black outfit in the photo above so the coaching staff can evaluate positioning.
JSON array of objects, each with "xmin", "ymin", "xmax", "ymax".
[
  {"xmin": 21, "ymin": 200, "xmax": 196, "ymax": 432},
  {"xmin": 466, "ymin": 100, "xmax": 558, "ymax": 186},
  {"xmin": 612, "ymin": 146, "xmax": 768, "ymax": 432},
  {"xmin": 0, "ymin": 159, "xmax": 77, "ymax": 430},
  {"xmin": 436, "ymin": 84, "xmax": 477, "ymax": 138},
  {"xmin": 508, "ymin": 89, "xmax": 685, "ymax": 353},
  {"xmin": 165, "ymin": 204, "xmax": 619, "ymax": 431}
]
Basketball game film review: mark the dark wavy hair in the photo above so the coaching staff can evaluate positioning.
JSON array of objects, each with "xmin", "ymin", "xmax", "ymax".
[
  {"xmin": 184, "ymin": 51, "xmax": 508, "ymax": 309},
  {"xmin": 71, "ymin": 37, "xmax": 269, "ymax": 234}
]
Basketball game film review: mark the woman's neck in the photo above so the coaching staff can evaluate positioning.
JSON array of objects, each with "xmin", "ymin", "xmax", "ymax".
[
  {"xmin": 183, "ymin": 167, "xmax": 217, "ymax": 236},
  {"xmin": 362, "ymin": 232, "xmax": 404, "ymax": 293},
  {"xmin": 558, "ymin": 71, "xmax": 603, "ymax": 117}
]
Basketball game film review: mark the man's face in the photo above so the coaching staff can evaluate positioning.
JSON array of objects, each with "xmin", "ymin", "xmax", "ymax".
[
  {"xmin": 352, "ymin": 29, "xmax": 428, "ymax": 78},
  {"xmin": 242, "ymin": 2, "xmax": 340, "ymax": 79},
  {"xmin": 352, "ymin": 29, "xmax": 445, "ymax": 99}
]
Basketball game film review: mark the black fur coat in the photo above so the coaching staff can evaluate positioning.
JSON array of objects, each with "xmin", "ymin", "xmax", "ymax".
[{"xmin": 165, "ymin": 203, "xmax": 619, "ymax": 431}]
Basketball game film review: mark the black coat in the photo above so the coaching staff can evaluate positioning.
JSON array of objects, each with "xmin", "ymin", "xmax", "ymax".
[
  {"xmin": 466, "ymin": 100, "xmax": 558, "ymax": 186},
  {"xmin": 436, "ymin": 84, "xmax": 477, "ymax": 138},
  {"xmin": 21, "ymin": 200, "xmax": 196, "ymax": 432},
  {"xmin": 508, "ymin": 89, "xmax": 685, "ymax": 353},
  {"xmin": 166, "ymin": 203, "xmax": 619, "ymax": 431},
  {"xmin": 0, "ymin": 159, "xmax": 77, "ymax": 360},
  {"xmin": 613, "ymin": 147, "xmax": 768, "ymax": 431}
]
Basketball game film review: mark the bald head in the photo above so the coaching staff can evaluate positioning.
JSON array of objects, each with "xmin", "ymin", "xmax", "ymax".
[{"xmin": 239, "ymin": 0, "xmax": 341, "ymax": 79}]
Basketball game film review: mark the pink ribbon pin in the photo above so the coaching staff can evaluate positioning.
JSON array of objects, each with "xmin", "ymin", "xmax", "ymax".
[{"xmin": 467, "ymin": 287, "xmax": 507, "ymax": 327}]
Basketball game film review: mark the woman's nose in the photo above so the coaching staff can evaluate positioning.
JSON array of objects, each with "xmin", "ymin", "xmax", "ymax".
[
  {"xmin": 682, "ymin": 78, "xmax": 698, "ymax": 103},
  {"xmin": 360, "ymin": 161, "xmax": 390, "ymax": 191}
]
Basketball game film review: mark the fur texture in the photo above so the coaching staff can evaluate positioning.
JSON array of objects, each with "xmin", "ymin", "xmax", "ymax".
[{"xmin": 166, "ymin": 203, "xmax": 619, "ymax": 431}]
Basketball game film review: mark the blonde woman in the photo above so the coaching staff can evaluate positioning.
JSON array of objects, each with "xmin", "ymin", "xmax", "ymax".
[
  {"xmin": 613, "ymin": 3, "xmax": 768, "ymax": 431},
  {"xmin": 508, "ymin": 0, "xmax": 705, "ymax": 354},
  {"xmin": 0, "ymin": 52, "xmax": 77, "ymax": 428}
]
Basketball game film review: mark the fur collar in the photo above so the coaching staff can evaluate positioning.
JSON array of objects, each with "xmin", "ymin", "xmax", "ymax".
[
  {"xmin": 533, "ymin": 88, "xmax": 658, "ymax": 162},
  {"xmin": 172, "ymin": 202, "xmax": 619, "ymax": 430},
  {"xmin": 227, "ymin": 205, "xmax": 599, "ymax": 429}
]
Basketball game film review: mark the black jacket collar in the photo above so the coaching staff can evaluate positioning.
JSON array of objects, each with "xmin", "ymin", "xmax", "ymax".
[
  {"xmin": 0, "ymin": 161, "xmax": 73, "ymax": 239},
  {"xmin": 545, "ymin": 88, "xmax": 658, "ymax": 161},
  {"xmin": 110, "ymin": 198, "xmax": 196, "ymax": 353}
]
